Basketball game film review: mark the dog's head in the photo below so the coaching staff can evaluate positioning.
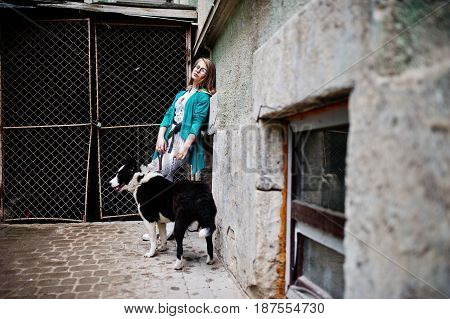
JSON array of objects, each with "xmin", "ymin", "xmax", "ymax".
[{"xmin": 109, "ymin": 158, "xmax": 138, "ymax": 192}]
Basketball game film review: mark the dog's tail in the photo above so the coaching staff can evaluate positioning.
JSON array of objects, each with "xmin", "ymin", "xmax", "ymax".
[
  {"xmin": 199, "ymin": 228, "xmax": 212, "ymax": 238},
  {"xmin": 198, "ymin": 196, "xmax": 217, "ymax": 238}
]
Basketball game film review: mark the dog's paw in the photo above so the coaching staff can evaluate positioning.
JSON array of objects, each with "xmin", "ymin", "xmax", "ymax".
[
  {"xmin": 144, "ymin": 249, "xmax": 157, "ymax": 258},
  {"xmin": 158, "ymin": 244, "xmax": 168, "ymax": 252},
  {"xmin": 206, "ymin": 256, "xmax": 214, "ymax": 265},
  {"xmin": 173, "ymin": 258, "xmax": 184, "ymax": 270}
]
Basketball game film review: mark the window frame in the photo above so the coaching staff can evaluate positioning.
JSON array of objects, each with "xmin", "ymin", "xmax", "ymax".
[{"xmin": 286, "ymin": 100, "xmax": 349, "ymax": 299}]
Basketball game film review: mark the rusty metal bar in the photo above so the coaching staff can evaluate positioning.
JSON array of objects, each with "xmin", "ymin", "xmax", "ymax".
[
  {"xmin": 83, "ymin": 18, "xmax": 94, "ymax": 223},
  {"xmin": 0, "ymin": 22, "xmax": 4, "ymax": 222},
  {"xmin": 95, "ymin": 21, "xmax": 103, "ymax": 221},
  {"xmin": 100, "ymin": 124, "xmax": 160, "ymax": 129},
  {"xmin": 3, "ymin": 124, "xmax": 92, "ymax": 129},
  {"xmin": 95, "ymin": 21, "xmax": 186, "ymax": 28}
]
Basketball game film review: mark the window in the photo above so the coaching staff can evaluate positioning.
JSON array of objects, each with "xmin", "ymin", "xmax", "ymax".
[{"xmin": 287, "ymin": 101, "xmax": 348, "ymax": 299}]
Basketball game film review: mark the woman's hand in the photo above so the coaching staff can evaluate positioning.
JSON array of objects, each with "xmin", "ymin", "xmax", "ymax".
[
  {"xmin": 174, "ymin": 145, "xmax": 189, "ymax": 160},
  {"xmin": 155, "ymin": 136, "xmax": 167, "ymax": 154},
  {"xmin": 175, "ymin": 134, "xmax": 196, "ymax": 160},
  {"xmin": 155, "ymin": 127, "xmax": 168, "ymax": 154}
]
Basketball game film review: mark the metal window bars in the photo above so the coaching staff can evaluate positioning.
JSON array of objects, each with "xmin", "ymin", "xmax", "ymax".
[{"xmin": 0, "ymin": 18, "xmax": 190, "ymax": 222}]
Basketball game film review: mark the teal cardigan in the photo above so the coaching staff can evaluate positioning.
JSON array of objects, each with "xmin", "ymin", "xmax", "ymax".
[{"xmin": 153, "ymin": 89, "xmax": 211, "ymax": 174}]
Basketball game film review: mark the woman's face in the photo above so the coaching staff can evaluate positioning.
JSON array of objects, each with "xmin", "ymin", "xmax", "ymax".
[{"xmin": 191, "ymin": 59, "xmax": 208, "ymax": 84}]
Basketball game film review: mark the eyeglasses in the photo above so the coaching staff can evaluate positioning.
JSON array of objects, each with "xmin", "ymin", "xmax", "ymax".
[{"xmin": 194, "ymin": 64, "xmax": 207, "ymax": 75}]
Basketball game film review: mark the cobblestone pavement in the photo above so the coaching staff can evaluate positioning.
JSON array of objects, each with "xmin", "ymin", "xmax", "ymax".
[{"xmin": 0, "ymin": 221, "xmax": 246, "ymax": 299}]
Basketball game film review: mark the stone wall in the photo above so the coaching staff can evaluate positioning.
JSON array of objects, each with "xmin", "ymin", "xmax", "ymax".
[
  {"xmin": 344, "ymin": 0, "xmax": 450, "ymax": 298},
  {"xmin": 212, "ymin": 123, "xmax": 286, "ymax": 298},
  {"xmin": 196, "ymin": 0, "xmax": 212, "ymax": 41},
  {"xmin": 210, "ymin": 0, "xmax": 304, "ymax": 298},
  {"xmin": 209, "ymin": 0, "xmax": 449, "ymax": 298}
]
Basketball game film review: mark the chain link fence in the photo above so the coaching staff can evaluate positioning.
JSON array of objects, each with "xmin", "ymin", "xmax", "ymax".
[
  {"xmin": 1, "ymin": 20, "xmax": 91, "ymax": 127},
  {"xmin": 96, "ymin": 23, "xmax": 187, "ymax": 127},
  {"xmin": 2, "ymin": 126, "xmax": 91, "ymax": 221},
  {"xmin": 1, "ymin": 18, "xmax": 189, "ymax": 222},
  {"xmin": 95, "ymin": 23, "xmax": 188, "ymax": 219},
  {"xmin": 1, "ymin": 19, "xmax": 91, "ymax": 222}
]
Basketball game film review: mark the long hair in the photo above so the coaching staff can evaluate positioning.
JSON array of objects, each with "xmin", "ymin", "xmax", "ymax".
[{"xmin": 188, "ymin": 57, "xmax": 216, "ymax": 95}]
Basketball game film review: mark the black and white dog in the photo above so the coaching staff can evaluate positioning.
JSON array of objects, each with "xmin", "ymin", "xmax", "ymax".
[{"xmin": 109, "ymin": 159, "xmax": 217, "ymax": 270}]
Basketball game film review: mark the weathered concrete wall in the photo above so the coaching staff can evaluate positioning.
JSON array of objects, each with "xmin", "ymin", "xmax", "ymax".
[
  {"xmin": 210, "ymin": 0, "xmax": 304, "ymax": 298},
  {"xmin": 250, "ymin": 0, "xmax": 449, "ymax": 298},
  {"xmin": 213, "ymin": 0, "xmax": 307, "ymax": 128},
  {"xmin": 196, "ymin": 0, "xmax": 213, "ymax": 41},
  {"xmin": 212, "ymin": 123, "xmax": 285, "ymax": 298},
  {"xmin": 253, "ymin": 0, "xmax": 369, "ymax": 119},
  {"xmin": 344, "ymin": 0, "xmax": 450, "ymax": 298},
  {"xmin": 212, "ymin": 0, "xmax": 449, "ymax": 298}
]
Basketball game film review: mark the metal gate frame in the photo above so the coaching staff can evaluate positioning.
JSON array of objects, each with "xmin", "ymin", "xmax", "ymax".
[
  {"xmin": 0, "ymin": 18, "xmax": 93, "ymax": 223},
  {"xmin": 0, "ymin": 17, "xmax": 191, "ymax": 222},
  {"xmin": 94, "ymin": 21, "xmax": 191, "ymax": 220}
]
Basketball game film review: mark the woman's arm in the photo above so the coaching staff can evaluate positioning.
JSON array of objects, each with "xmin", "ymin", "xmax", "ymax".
[
  {"xmin": 188, "ymin": 96, "xmax": 210, "ymax": 137},
  {"xmin": 175, "ymin": 96, "xmax": 210, "ymax": 160},
  {"xmin": 155, "ymin": 126, "xmax": 168, "ymax": 153},
  {"xmin": 156, "ymin": 91, "xmax": 185, "ymax": 153}
]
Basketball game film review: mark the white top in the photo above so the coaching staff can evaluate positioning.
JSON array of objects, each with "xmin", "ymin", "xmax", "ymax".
[{"xmin": 174, "ymin": 87, "xmax": 197, "ymax": 124}]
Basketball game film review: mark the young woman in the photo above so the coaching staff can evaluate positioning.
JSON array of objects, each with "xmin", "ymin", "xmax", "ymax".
[
  {"xmin": 142, "ymin": 58, "xmax": 216, "ymax": 243},
  {"xmin": 147, "ymin": 57, "xmax": 216, "ymax": 181}
]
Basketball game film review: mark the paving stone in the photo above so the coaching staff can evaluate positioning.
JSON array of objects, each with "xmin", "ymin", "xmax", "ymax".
[
  {"xmin": 76, "ymin": 291, "xmax": 102, "ymax": 299},
  {"xmin": 93, "ymin": 283, "xmax": 110, "ymax": 292},
  {"xmin": 0, "ymin": 289, "xmax": 14, "ymax": 298},
  {"xmin": 0, "ymin": 222, "xmax": 246, "ymax": 299},
  {"xmin": 37, "ymin": 279, "xmax": 60, "ymax": 287},
  {"xmin": 22, "ymin": 267, "xmax": 53, "ymax": 275},
  {"xmin": 2, "ymin": 269, "xmax": 23, "ymax": 276},
  {"xmin": 80, "ymin": 254, "xmax": 94, "ymax": 260},
  {"xmin": 67, "ymin": 260, "xmax": 83, "ymax": 266},
  {"xmin": 70, "ymin": 265, "xmax": 99, "ymax": 272},
  {"xmin": 61, "ymin": 278, "xmax": 77, "ymax": 285},
  {"xmin": 39, "ymin": 272, "xmax": 71, "ymax": 280},
  {"xmin": 79, "ymin": 277, "xmax": 100, "ymax": 285},
  {"xmin": 93, "ymin": 270, "xmax": 109, "ymax": 277},
  {"xmin": 38, "ymin": 286, "xmax": 74, "ymax": 295},
  {"xmin": 71, "ymin": 271, "xmax": 93, "ymax": 278},
  {"xmin": 40, "ymin": 260, "xmax": 67, "ymax": 267},
  {"xmin": 74, "ymin": 285, "xmax": 92, "ymax": 292},
  {"xmin": 13, "ymin": 286, "xmax": 39, "ymax": 297}
]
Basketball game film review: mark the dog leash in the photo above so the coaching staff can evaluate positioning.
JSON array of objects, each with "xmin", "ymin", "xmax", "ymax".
[
  {"xmin": 167, "ymin": 122, "xmax": 182, "ymax": 153},
  {"xmin": 158, "ymin": 154, "xmax": 163, "ymax": 172},
  {"xmin": 155, "ymin": 122, "xmax": 181, "ymax": 173}
]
